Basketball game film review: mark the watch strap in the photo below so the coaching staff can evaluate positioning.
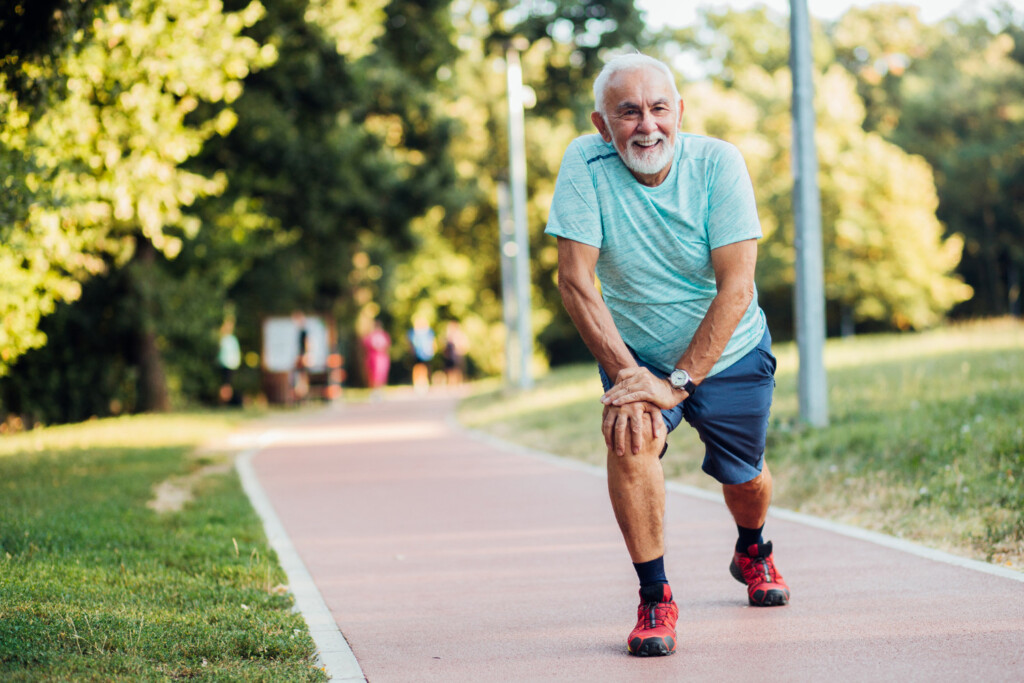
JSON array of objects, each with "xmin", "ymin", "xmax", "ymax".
[{"xmin": 671, "ymin": 369, "xmax": 697, "ymax": 395}]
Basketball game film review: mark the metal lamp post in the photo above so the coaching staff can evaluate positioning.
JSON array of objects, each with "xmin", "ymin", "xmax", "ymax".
[
  {"xmin": 790, "ymin": 0, "xmax": 829, "ymax": 426},
  {"xmin": 502, "ymin": 44, "xmax": 534, "ymax": 390}
]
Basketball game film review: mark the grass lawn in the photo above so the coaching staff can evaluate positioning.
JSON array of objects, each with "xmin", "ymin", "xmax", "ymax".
[
  {"xmin": 458, "ymin": 318, "xmax": 1024, "ymax": 570},
  {"xmin": 0, "ymin": 411, "xmax": 327, "ymax": 681}
]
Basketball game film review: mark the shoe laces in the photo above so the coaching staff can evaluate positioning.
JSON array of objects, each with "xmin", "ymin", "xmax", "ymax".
[
  {"xmin": 745, "ymin": 552, "xmax": 776, "ymax": 585},
  {"xmin": 638, "ymin": 600, "xmax": 674, "ymax": 629}
]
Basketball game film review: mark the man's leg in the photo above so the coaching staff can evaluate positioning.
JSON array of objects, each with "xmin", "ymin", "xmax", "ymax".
[
  {"xmin": 722, "ymin": 462, "xmax": 772, "ymax": 530},
  {"xmin": 723, "ymin": 462, "xmax": 789, "ymax": 606},
  {"xmin": 604, "ymin": 406, "xmax": 678, "ymax": 657},
  {"xmin": 679, "ymin": 328, "xmax": 787, "ymax": 607},
  {"xmin": 606, "ymin": 428, "xmax": 667, "ymax": 564}
]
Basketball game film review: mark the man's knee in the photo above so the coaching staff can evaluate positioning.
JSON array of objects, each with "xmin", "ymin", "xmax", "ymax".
[
  {"xmin": 606, "ymin": 432, "xmax": 667, "ymax": 480},
  {"xmin": 723, "ymin": 463, "xmax": 771, "ymax": 495},
  {"xmin": 603, "ymin": 405, "xmax": 664, "ymax": 461}
]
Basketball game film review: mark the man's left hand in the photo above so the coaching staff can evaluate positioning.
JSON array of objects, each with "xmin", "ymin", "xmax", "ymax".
[{"xmin": 602, "ymin": 366, "xmax": 686, "ymax": 410}]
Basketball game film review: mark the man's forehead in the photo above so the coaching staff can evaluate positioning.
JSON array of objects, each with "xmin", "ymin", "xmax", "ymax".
[{"xmin": 604, "ymin": 66, "xmax": 676, "ymax": 104}]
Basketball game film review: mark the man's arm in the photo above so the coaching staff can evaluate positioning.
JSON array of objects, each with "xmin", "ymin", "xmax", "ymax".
[
  {"xmin": 602, "ymin": 238, "xmax": 758, "ymax": 409},
  {"xmin": 556, "ymin": 236, "xmax": 666, "ymax": 452},
  {"xmin": 556, "ymin": 237, "xmax": 635, "ymax": 380},
  {"xmin": 675, "ymin": 237, "xmax": 757, "ymax": 381}
]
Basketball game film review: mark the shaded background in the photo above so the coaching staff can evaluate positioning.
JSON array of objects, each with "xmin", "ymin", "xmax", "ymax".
[{"xmin": 1, "ymin": 0, "xmax": 1022, "ymax": 425}]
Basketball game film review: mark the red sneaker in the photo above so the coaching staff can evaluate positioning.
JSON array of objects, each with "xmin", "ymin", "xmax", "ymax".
[
  {"xmin": 729, "ymin": 541, "xmax": 790, "ymax": 606},
  {"xmin": 627, "ymin": 583, "xmax": 678, "ymax": 656}
]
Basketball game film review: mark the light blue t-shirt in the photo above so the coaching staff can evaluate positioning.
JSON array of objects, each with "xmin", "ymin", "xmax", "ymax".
[
  {"xmin": 218, "ymin": 333, "xmax": 241, "ymax": 370},
  {"xmin": 545, "ymin": 133, "xmax": 766, "ymax": 377}
]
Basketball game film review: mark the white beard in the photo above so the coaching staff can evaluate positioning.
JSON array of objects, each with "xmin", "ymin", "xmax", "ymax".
[{"xmin": 618, "ymin": 133, "xmax": 675, "ymax": 177}]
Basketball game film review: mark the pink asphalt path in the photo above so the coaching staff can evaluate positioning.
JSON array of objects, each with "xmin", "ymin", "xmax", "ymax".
[{"xmin": 250, "ymin": 395, "xmax": 1024, "ymax": 682}]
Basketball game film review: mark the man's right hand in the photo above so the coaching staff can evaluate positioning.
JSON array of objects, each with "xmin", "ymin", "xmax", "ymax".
[
  {"xmin": 602, "ymin": 400, "xmax": 666, "ymax": 456},
  {"xmin": 602, "ymin": 366, "xmax": 687, "ymax": 410}
]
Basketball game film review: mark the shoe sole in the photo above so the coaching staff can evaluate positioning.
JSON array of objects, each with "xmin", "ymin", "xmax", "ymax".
[
  {"xmin": 729, "ymin": 560, "xmax": 790, "ymax": 607},
  {"xmin": 749, "ymin": 588, "xmax": 789, "ymax": 606},
  {"xmin": 628, "ymin": 636, "xmax": 676, "ymax": 657}
]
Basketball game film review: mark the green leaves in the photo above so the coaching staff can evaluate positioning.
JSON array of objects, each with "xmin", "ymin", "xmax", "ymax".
[
  {"xmin": 675, "ymin": 7, "xmax": 973, "ymax": 333},
  {"xmin": 831, "ymin": 5, "xmax": 1024, "ymax": 317},
  {"xmin": 31, "ymin": 0, "xmax": 273, "ymax": 252},
  {"xmin": 0, "ymin": 0, "xmax": 274, "ymax": 375}
]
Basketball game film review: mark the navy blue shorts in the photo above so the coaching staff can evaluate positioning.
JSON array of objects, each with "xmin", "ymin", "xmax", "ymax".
[{"xmin": 598, "ymin": 328, "xmax": 776, "ymax": 485}]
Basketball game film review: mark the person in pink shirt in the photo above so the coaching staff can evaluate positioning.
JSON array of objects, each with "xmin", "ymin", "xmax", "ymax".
[{"xmin": 362, "ymin": 321, "xmax": 392, "ymax": 393}]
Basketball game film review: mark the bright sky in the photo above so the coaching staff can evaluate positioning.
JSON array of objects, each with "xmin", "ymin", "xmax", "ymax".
[{"xmin": 637, "ymin": 0, "xmax": 1024, "ymax": 28}]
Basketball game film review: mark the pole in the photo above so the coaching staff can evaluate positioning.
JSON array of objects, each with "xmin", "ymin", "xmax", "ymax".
[
  {"xmin": 496, "ymin": 181, "xmax": 519, "ymax": 387},
  {"xmin": 506, "ymin": 46, "xmax": 534, "ymax": 390},
  {"xmin": 789, "ymin": 0, "xmax": 829, "ymax": 426}
]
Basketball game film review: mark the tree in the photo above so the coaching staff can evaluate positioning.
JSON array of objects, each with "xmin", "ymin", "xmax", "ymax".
[
  {"xmin": 832, "ymin": 5, "xmax": 1024, "ymax": 317},
  {"xmin": 196, "ymin": 0, "xmax": 464, "ymax": 388},
  {"xmin": 669, "ymin": 7, "xmax": 971, "ymax": 334},
  {"xmin": 0, "ymin": 0, "xmax": 273, "ymax": 419},
  {"xmin": 2, "ymin": 0, "xmax": 472, "ymax": 420},
  {"xmin": 382, "ymin": 0, "xmax": 650, "ymax": 374}
]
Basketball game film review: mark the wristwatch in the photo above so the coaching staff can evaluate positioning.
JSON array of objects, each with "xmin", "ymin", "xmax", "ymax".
[{"xmin": 669, "ymin": 368, "xmax": 697, "ymax": 395}]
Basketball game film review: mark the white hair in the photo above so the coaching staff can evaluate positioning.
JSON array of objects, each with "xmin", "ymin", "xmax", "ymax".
[{"xmin": 592, "ymin": 53, "xmax": 680, "ymax": 119}]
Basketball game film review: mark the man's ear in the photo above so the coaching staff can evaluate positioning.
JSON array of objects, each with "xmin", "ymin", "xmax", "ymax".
[
  {"xmin": 591, "ymin": 111, "xmax": 612, "ymax": 142},
  {"xmin": 677, "ymin": 99, "xmax": 685, "ymax": 129}
]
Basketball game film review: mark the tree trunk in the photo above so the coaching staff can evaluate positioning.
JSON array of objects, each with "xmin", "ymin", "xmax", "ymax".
[
  {"xmin": 137, "ymin": 326, "xmax": 170, "ymax": 412},
  {"xmin": 133, "ymin": 236, "xmax": 171, "ymax": 412},
  {"xmin": 840, "ymin": 305, "xmax": 856, "ymax": 338},
  {"xmin": 1008, "ymin": 261, "xmax": 1021, "ymax": 318},
  {"xmin": 981, "ymin": 207, "xmax": 1005, "ymax": 315}
]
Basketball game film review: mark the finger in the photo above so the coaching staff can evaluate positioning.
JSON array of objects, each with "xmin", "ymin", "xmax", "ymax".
[
  {"xmin": 653, "ymin": 411, "xmax": 666, "ymax": 440},
  {"xmin": 611, "ymin": 390, "xmax": 652, "ymax": 406},
  {"xmin": 630, "ymin": 413, "xmax": 643, "ymax": 454},
  {"xmin": 602, "ymin": 379, "xmax": 636, "ymax": 403},
  {"xmin": 601, "ymin": 387, "xmax": 625, "ymax": 404},
  {"xmin": 646, "ymin": 404, "xmax": 666, "ymax": 440},
  {"xmin": 614, "ymin": 410, "xmax": 629, "ymax": 456},
  {"xmin": 601, "ymin": 408, "xmax": 615, "ymax": 450}
]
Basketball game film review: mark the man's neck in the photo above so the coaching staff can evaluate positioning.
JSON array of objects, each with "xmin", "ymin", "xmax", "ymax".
[{"xmin": 629, "ymin": 165, "xmax": 672, "ymax": 187}]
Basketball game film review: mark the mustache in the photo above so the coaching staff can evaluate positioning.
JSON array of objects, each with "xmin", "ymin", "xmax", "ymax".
[{"xmin": 629, "ymin": 133, "xmax": 668, "ymax": 146}]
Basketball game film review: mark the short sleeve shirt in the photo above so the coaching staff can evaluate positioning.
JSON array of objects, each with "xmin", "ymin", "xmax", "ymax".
[
  {"xmin": 218, "ymin": 334, "xmax": 241, "ymax": 370},
  {"xmin": 545, "ymin": 133, "xmax": 766, "ymax": 376}
]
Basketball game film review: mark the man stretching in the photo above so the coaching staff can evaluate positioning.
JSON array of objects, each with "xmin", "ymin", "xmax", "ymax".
[{"xmin": 546, "ymin": 53, "xmax": 789, "ymax": 657}]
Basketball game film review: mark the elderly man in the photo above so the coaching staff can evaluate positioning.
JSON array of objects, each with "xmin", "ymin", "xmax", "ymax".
[{"xmin": 545, "ymin": 53, "xmax": 789, "ymax": 657}]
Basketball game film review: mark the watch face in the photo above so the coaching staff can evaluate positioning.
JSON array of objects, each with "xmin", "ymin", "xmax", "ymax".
[{"xmin": 671, "ymin": 369, "xmax": 689, "ymax": 389}]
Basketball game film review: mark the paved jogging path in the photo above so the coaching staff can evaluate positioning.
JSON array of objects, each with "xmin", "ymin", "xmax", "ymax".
[{"xmin": 244, "ymin": 395, "xmax": 1023, "ymax": 682}]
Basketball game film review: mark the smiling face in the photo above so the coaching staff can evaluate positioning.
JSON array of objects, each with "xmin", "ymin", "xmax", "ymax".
[{"xmin": 591, "ymin": 65, "xmax": 684, "ymax": 187}]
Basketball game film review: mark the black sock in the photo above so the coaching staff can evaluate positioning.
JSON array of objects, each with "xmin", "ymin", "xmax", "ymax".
[
  {"xmin": 736, "ymin": 524, "xmax": 764, "ymax": 553},
  {"xmin": 633, "ymin": 556, "xmax": 668, "ymax": 589}
]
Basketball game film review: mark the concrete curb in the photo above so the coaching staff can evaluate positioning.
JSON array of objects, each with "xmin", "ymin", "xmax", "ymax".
[
  {"xmin": 236, "ymin": 438, "xmax": 367, "ymax": 682},
  {"xmin": 454, "ymin": 419, "xmax": 1024, "ymax": 583}
]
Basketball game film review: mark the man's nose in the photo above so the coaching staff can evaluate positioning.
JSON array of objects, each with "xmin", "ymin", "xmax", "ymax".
[{"xmin": 637, "ymin": 111, "xmax": 656, "ymax": 133}]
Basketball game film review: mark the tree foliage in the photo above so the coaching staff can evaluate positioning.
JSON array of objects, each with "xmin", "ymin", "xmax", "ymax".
[
  {"xmin": 0, "ymin": 0, "xmax": 271, "ymax": 383},
  {"xmin": 831, "ymin": 5, "xmax": 1024, "ymax": 316},
  {"xmin": 372, "ymin": 0, "xmax": 649, "ymax": 374},
  {"xmin": 669, "ymin": 7, "xmax": 972, "ymax": 334},
  {"xmin": 2, "ymin": 0, "xmax": 1018, "ymax": 425},
  {"xmin": 204, "ymin": 0, "xmax": 464, "ymax": 389}
]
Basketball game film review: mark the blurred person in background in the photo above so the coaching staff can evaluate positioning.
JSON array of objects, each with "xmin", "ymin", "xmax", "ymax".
[
  {"xmin": 442, "ymin": 320, "xmax": 469, "ymax": 386},
  {"xmin": 362, "ymin": 320, "xmax": 392, "ymax": 399},
  {"xmin": 407, "ymin": 316, "xmax": 436, "ymax": 392},
  {"xmin": 217, "ymin": 317, "xmax": 242, "ymax": 406}
]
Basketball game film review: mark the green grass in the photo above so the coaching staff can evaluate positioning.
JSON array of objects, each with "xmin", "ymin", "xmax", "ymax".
[
  {"xmin": 0, "ymin": 411, "xmax": 327, "ymax": 681},
  {"xmin": 459, "ymin": 319, "xmax": 1024, "ymax": 569}
]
